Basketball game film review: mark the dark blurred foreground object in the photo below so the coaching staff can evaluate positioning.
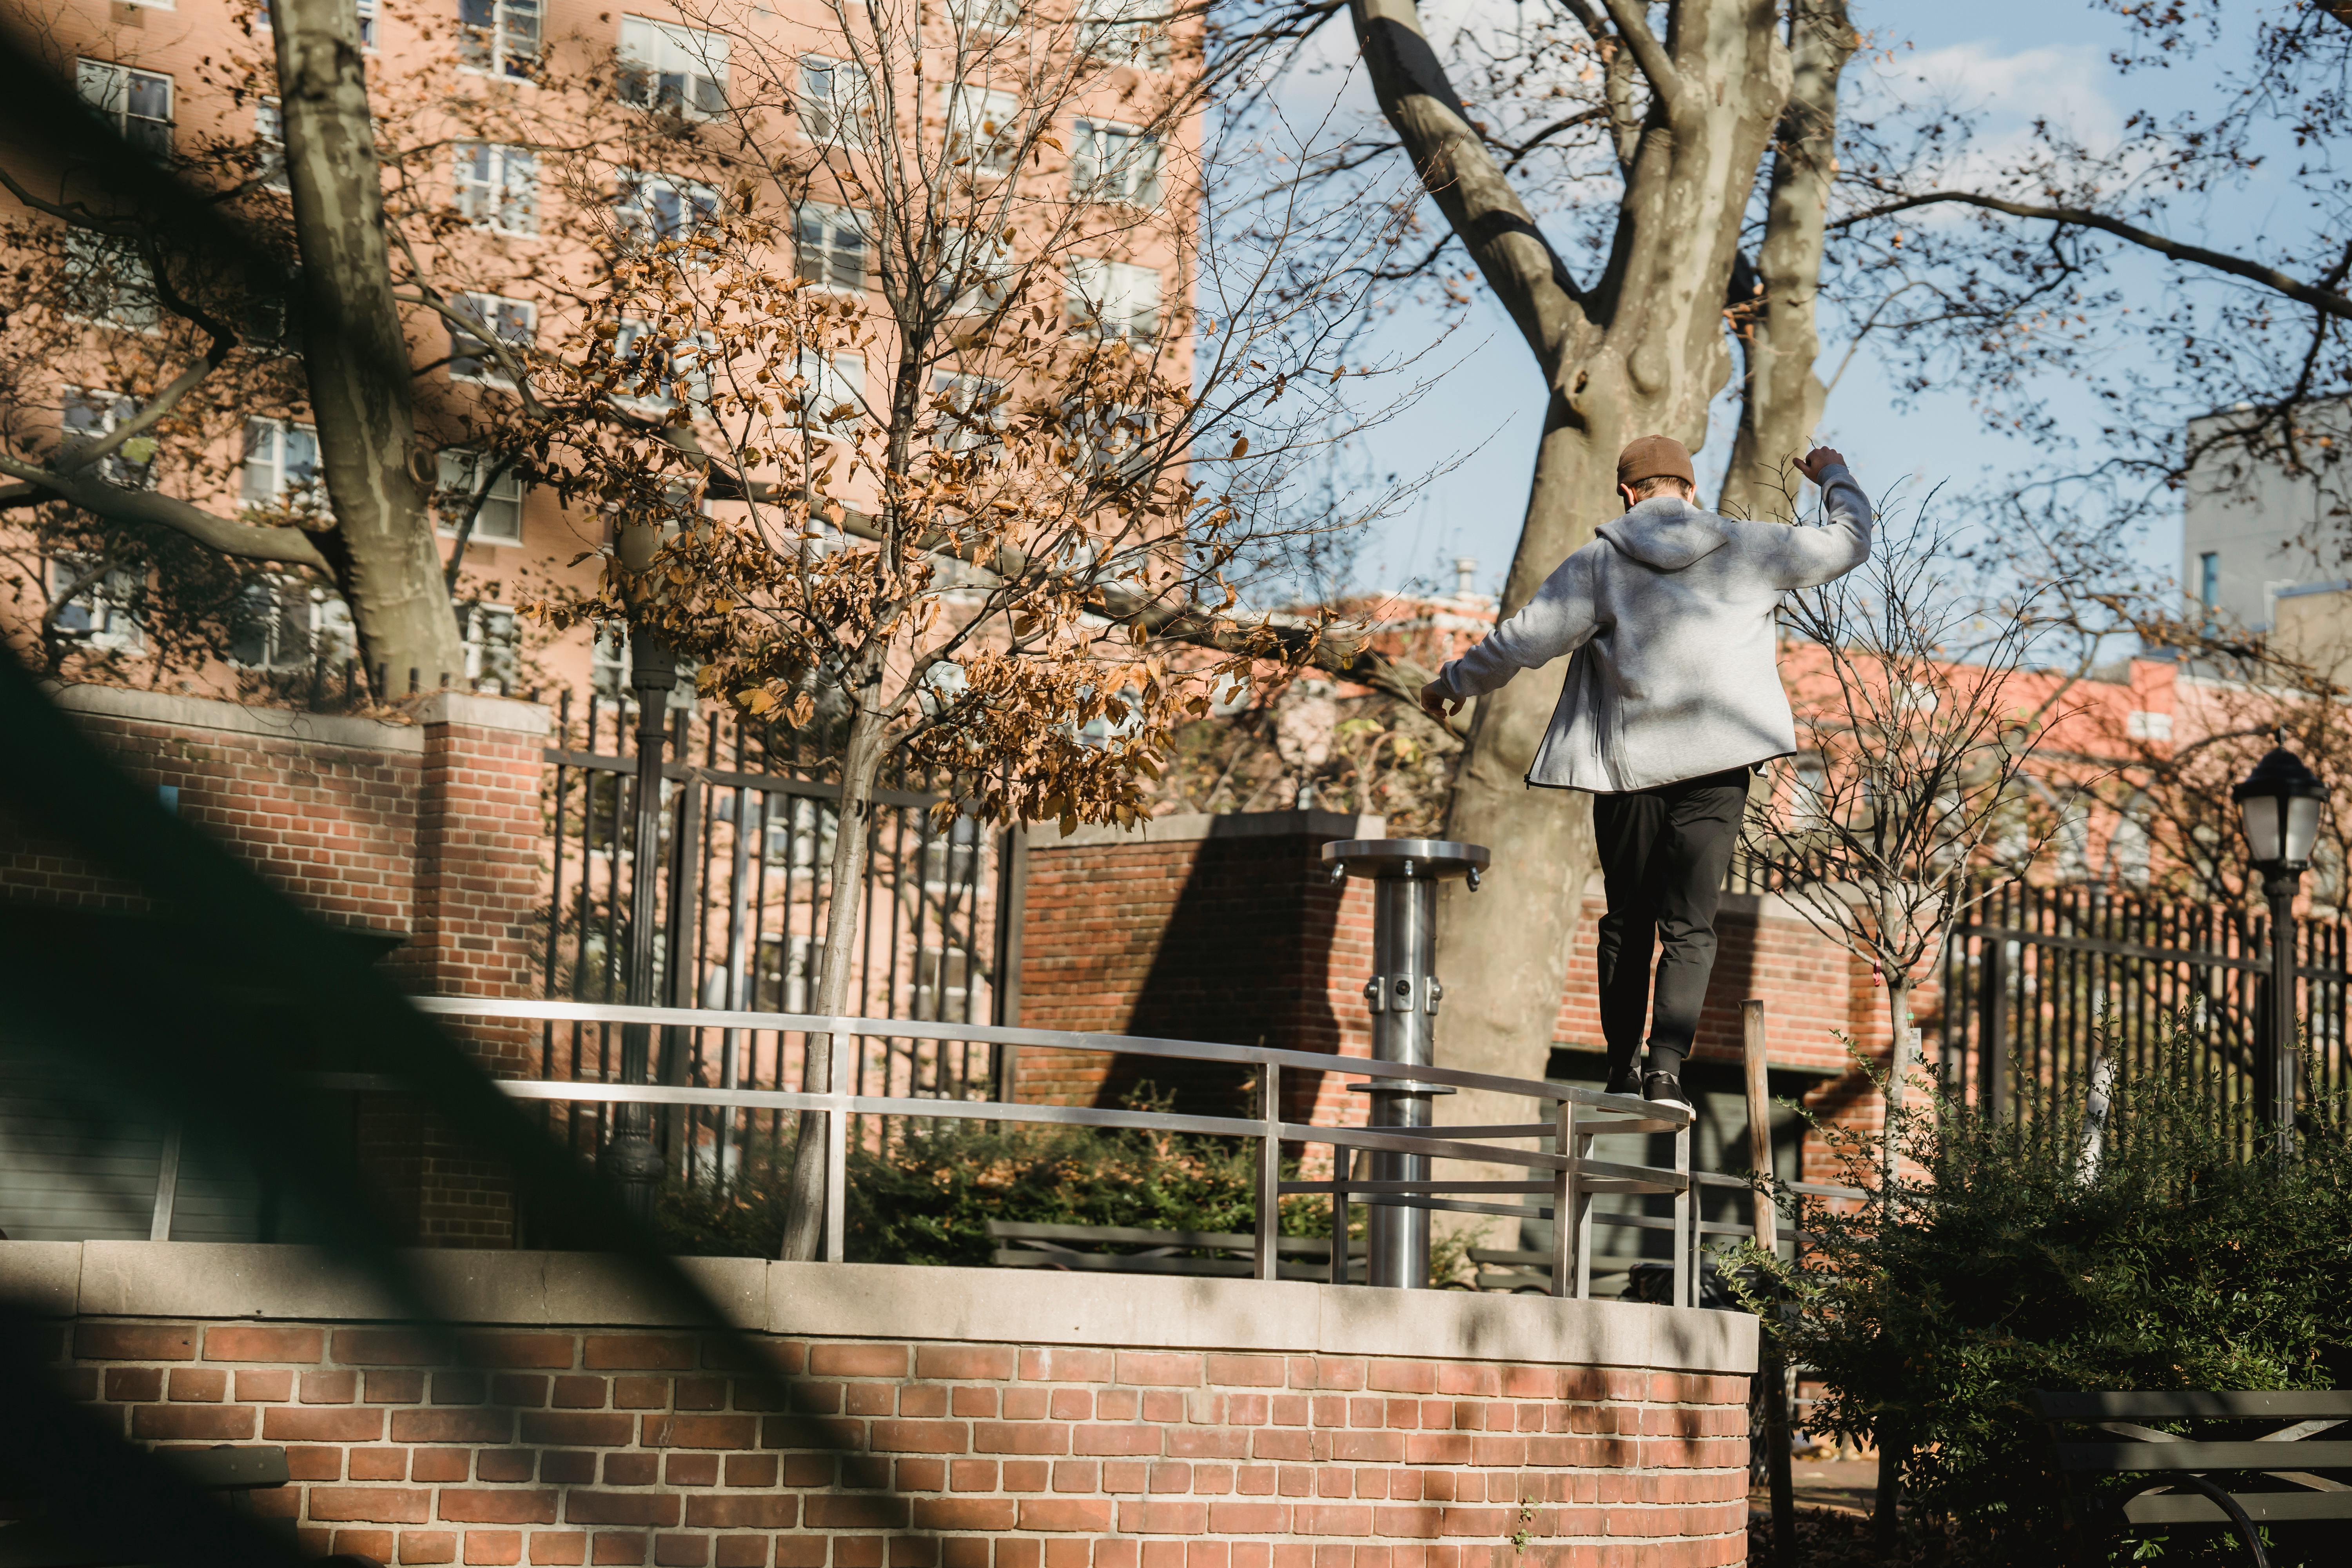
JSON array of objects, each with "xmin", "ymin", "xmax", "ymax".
[
  {"xmin": 1626, "ymin": 1256, "xmax": 1749, "ymax": 1310},
  {"xmin": 0, "ymin": 1445, "xmax": 367, "ymax": 1568},
  {"xmin": 2035, "ymin": 1389, "xmax": 2352, "ymax": 1567}
]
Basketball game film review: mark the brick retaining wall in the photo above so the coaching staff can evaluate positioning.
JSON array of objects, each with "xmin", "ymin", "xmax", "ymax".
[{"xmin": 3, "ymin": 1244, "xmax": 1757, "ymax": 1568}]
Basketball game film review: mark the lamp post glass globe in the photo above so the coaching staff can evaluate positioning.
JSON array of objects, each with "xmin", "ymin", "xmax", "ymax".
[{"xmin": 2232, "ymin": 747, "xmax": 2328, "ymax": 871}]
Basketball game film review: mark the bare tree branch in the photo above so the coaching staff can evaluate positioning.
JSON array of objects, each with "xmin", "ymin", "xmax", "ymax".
[{"xmin": 0, "ymin": 456, "xmax": 332, "ymax": 570}]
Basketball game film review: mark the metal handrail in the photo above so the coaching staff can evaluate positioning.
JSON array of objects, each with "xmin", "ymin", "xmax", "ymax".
[{"xmin": 397, "ymin": 996, "xmax": 1697, "ymax": 1305}]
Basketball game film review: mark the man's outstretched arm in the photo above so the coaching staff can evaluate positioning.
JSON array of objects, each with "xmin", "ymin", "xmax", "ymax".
[
  {"xmin": 1759, "ymin": 446, "xmax": 1873, "ymax": 590},
  {"xmin": 1419, "ymin": 547, "xmax": 1604, "ymax": 720}
]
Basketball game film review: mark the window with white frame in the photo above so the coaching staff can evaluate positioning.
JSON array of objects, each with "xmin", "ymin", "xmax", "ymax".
[
  {"xmin": 436, "ymin": 448, "xmax": 526, "ymax": 544},
  {"xmin": 229, "ymin": 576, "xmax": 318, "ymax": 670},
  {"xmin": 60, "ymin": 389, "xmax": 156, "ymax": 488},
  {"xmin": 794, "ymin": 350, "xmax": 866, "ymax": 434},
  {"xmin": 64, "ymin": 231, "xmax": 161, "ymax": 333},
  {"xmin": 617, "ymin": 170, "xmax": 720, "ymax": 248},
  {"xmin": 619, "ymin": 17, "xmax": 727, "ymax": 116},
  {"xmin": 921, "ymin": 813, "xmax": 983, "ymax": 889},
  {"xmin": 456, "ymin": 143, "xmax": 539, "ymax": 234},
  {"xmin": 461, "ymin": 0, "xmax": 538, "ymax": 78},
  {"xmin": 1076, "ymin": 0, "xmax": 1167, "ymax": 68},
  {"xmin": 946, "ymin": 83, "xmax": 1020, "ymax": 172},
  {"xmin": 456, "ymin": 601, "xmax": 520, "ymax": 691},
  {"xmin": 756, "ymin": 932, "xmax": 817, "ymax": 1011},
  {"xmin": 49, "ymin": 556, "xmax": 145, "ymax": 653},
  {"xmin": 77, "ymin": 60, "xmax": 172, "ymax": 157},
  {"xmin": 1062, "ymin": 399, "xmax": 1153, "ymax": 479},
  {"xmin": 611, "ymin": 319, "xmax": 715, "ymax": 412},
  {"xmin": 240, "ymin": 418, "xmax": 325, "ymax": 510},
  {"xmin": 1071, "ymin": 119, "xmax": 1160, "ymax": 205},
  {"xmin": 913, "ymin": 944, "xmax": 973, "ymax": 1020},
  {"xmin": 931, "ymin": 372, "xmax": 1007, "ymax": 454},
  {"xmin": 794, "ymin": 203, "xmax": 867, "ymax": 291},
  {"xmin": 1066, "ymin": 257, "xmax": 1158, "ymax": 343},
  {"xmin": 761, "ymin": 795, "xmax": 832, "ymax": 873},
  {"xmin": 799, "ymin": 56, "xmax": 873, "ymax": 146},
  {"xmin": 449, "ymin": 293, "xmax": 535, "ymax": 385},
  {"xmin": 590, "ymin": 625, "xmax": 697, "ymax": 707},
  {"xmin": 936, "ymin": 227, "xmax": 1014, "ymax": 313},
  {"xmin": 252, "ymin": 100, "xmax": 288, "ymax": 192}
]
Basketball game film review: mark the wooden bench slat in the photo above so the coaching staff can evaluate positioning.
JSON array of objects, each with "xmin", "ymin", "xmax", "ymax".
[
  {"xmin": 2036, "ymin": 1390, "xmax": 2352, "ymax": 1420},
  {"xmin": 2125, "ymin": 1490, "xmax": 2352, "ymax": 1524},
  {"xmin": 2056, "ymin": 1440, "xmax": 2352, "ymax": 1472}
]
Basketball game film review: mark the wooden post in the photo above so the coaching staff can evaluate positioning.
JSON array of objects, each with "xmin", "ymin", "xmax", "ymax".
[{"xmin": 1743, "ymin": 998, "xmax": 1797, "ymax": 1565}]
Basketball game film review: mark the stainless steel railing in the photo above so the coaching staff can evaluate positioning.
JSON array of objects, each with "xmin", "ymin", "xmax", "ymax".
[{"xmin": 376, "ymin": 997, "xmax": 1700, "ymax": 1305}]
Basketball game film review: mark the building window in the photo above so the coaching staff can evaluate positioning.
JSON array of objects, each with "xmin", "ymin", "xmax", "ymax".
[
  {"xmin": 60, "ymin": 389, "xmax": 156, "ymax": 488},
  {"xmin": 757, "ymin": 932, "xmax": 817, "ymax": 1012},
  {"xmin": 2198, "ymin": 550, "xmax": 2220, "ymax": 612},
  {"xmin": 619, "ymin": 17, "xmax": 728, "ymax": 116},
  {"xmin": 912, "ymin": 944, "xmax": 973, "ymax": 1020},
  {"xmin": 937, "ymin": 227, "xmax": 1014, "ymax": 313},
  {"xmin": 1066, "ymin": 258, "xmax": 1159, "ymax": 343},
  {"xmin": 461, "ymin": 0, "xmax": 539, "ymax": 78},
  {"xmin": 456, "ymin": 143, "xmax": 539, "ymax": 234},
  {"xmin": 942, "ymin": 0, "xmax": 1018, "ymax": 35},
  {"xmin": 946, "ymin": 83, "xmax": 1020, "ymax": 172},
  {"xmin": 800, "ymin": 56, "xmax": 873, "ymax": 145},
  {"xmin": 795, "ymin": 203, "xmax": 868, "ymax": 291},
  {"xmin": 456, "ymin": 601, "xmax": 520, "ymax": 691},
  {"xmin": 77, "ymin": 60, "xmax": 172, "ymax": 158},
  {"xmin": 49, "ymin": 556, "xmax": 145, "ymax": 653},
  {"xmin": 1071, "ymin": 119, "xmax": 1160, "ymax": 206},
  {"xmin": 230, "ymin": 576, "xmax": 325, "ymax": 670},
  {"xmin": 436, "ymin": 448, "xmax": 526, "ymax": 543},
  {"xmin": 252, "ymin": 100, "xmax": 289, "ymax": 191},
  {"xmin": 795, "ymin": 350, "xmax": 867, "ymax": 434},
  {"xmin": 258, "ymin": 0, "xmax": 376, "ymax": 48},
  {"xmin": 449, "ymin": 293, "xmax": 535, "ymax": 385},
  {"xmin": 617, "ymin": 171, "xmax": 720, "ymax": 248},
  {"xmin": 922, "ymin": 814, "xmax": 984, "ymax": 889},
  {"xmin": 932, "ymin": 372, "xmax": 1007, "ymax": 454},
  {"xmin": 240, "ymin": 418, "xmax": 324, "ymax": 509},
  {"xmin": 64, "ymin": 231, "xmax": 161, "ymax": 333},
  {"xmin": 612, "ymin": 320, "xmax": 716, "ymax": 413},
  {"xmin": 1076, "ymin": 0, "xmax": 1167, "ymax": 69},
  {"xmin": 1063, "ymin": 400, "xmax": 1152, "ymax": 479},
  {"xmin": 591, "ymin": 625, "xmax": 629, "ymax": 698}
]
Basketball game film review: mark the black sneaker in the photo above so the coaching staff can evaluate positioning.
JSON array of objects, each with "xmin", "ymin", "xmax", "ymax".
[
  {"xmin": 1604, "ymin": 1065, "xmax": 1642, "ymax": 1097},
  {"xmin": 1642, "ymin": 1071, "xmax": 1693, "ymax": 1113}
]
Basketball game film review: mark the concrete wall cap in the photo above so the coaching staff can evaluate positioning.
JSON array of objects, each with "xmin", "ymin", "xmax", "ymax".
[
  {"xmin": 1038, "ymin": 809, "xmax": 1386, "ymax": 849},
  {"xmin": 40, "ymin": 681, "xmax": 426, "ymax": 753},
  {"xmin": 9, "ymin": 1243, "xmax": 1754, "ymax": 1374},
  {"xmin": 416, "ymin": 690, "xmax": 552, "ymax": 735}
]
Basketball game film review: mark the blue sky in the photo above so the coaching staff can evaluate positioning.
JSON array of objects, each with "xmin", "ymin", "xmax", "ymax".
[{"xmin": 1319, "ymin": 1, "xmax": 2229, "ymax": 597}]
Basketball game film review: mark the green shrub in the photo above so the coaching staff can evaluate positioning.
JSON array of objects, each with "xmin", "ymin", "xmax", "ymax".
[{"xmin": 1744, "ymin": 1029, "xmax": 2352, "ymax": 1566}]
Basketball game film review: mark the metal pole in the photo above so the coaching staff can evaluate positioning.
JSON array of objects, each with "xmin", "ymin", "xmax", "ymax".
[
  {"xmin": 2267, "ymin": 869, "xmax": 2301, "ymax": 1157},
  {"xmin": 599, "ymin": 633, "xmax": 675, "ymax": 1219},
  {"xmin": 1743, "ymin": 1000, "xmax": 1797, "ymax": 1565},
  {"xmin": 1365, "ymin": 870, "xmax": 1438, "ymax": 1289}
]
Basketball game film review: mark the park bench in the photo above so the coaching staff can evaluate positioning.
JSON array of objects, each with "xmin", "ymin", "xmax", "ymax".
[
  {"xmin": 987, "ymin": 1220, "xmax": 1365, "ymax": 1282},
  {"xmin": 0, "ymin": 1445, "xmax": 293, "ymax": 1568},
  {"xmin": 2034, "ymin": 1389, "xmax": 2352, "ymax": 1565}
]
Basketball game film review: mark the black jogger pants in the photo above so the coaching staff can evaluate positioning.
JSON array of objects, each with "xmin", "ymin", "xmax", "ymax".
[{"xmin": 1591, "ymin": 766, "xmax": 1752, "ymax": 1080}]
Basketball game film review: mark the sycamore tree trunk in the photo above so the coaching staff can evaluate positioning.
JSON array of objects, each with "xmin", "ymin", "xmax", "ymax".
[
  {"xmin": 267, "ymin": 0, "xmax": 465, "ymax": 694},
  {"xmin": 1352, "ymin": 0, "xmax": 1792, "ymax": 1101},
  {"xmin": 1719, "ymin": 0, "xmax": 1855, "ymax": 517},
  {"xmin": 779, "ymin": 692, "xmax": 893, "ymax": 1261}
]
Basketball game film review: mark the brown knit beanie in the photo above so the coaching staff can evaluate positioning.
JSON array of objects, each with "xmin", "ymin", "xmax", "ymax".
[{"xmin": 1616, "ymin": 434, "xmax": 1696, "ymax": 490}]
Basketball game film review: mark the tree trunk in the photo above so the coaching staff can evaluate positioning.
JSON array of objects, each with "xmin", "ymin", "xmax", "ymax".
[
  {"xmin": 267, "ymin": 0, "xmax": 465, "ymax": 694},
  {"xmin": 778, "ymin": 695, "xmax": 893, "ymax": 1261},
  {"xmin": 1719, "ymin": 0, "xmax": 1855, "ymax": 517},
  {"xmin": 1352, "ymin": 0, "xmax": 1792, "ymax": 1098},
  {"xmin": 1882, "ymin": 969, "xmax": 1912, "ymax": 1190}
]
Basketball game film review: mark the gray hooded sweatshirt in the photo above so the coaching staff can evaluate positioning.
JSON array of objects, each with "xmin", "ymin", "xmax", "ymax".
[{"xmin": 1438, "ymin": 463, "xmax": 1873, "ymax": 793}]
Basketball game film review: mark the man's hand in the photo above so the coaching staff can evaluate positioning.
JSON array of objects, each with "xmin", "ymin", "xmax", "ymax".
[
  {"xmin": 1794, "ymin": 446, "xmax": 1847, "ymax": 484},
  {"xmin": 1419, "ymin": 678, "xmax": 1463, "ymax": 722}
]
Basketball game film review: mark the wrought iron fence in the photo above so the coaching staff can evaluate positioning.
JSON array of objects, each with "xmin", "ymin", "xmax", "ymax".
[
  {"xmin": 1937, "ymin": 881, "xmax": 2352, "ymax": 1152},
  {"xmin": 537, "ymin": 691, "xmax": 1005, "ymax": 1172}
]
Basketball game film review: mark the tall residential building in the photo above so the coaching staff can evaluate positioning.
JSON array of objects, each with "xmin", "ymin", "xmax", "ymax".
[{"xmin": 2180, "ymin": 397, "xmax": 2352, "ymax": 635}]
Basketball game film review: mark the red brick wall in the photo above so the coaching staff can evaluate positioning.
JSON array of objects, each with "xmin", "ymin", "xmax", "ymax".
[
  {"xmin": 44, "ymin": 1315, "xmax": 1749, "ymax": 1568},
  {"xmin": 1014, "ymin": 814, "xmax": 1379, "ymax": 1124}
]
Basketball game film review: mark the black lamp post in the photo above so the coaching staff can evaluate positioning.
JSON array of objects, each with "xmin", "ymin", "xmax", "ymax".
[
  {"xmin": 2232, "ymin": 744, "xmax": 2330, "ymax": 1156},
  {"xmin": 598, "ymin": 519, "xmax": 680, "ymax": 1218}
]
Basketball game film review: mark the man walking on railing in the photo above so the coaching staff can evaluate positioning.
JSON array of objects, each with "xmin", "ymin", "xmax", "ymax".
[{"xmin": 1421, "ymin": 438, "xmax": 1872, "ymax": 1111}]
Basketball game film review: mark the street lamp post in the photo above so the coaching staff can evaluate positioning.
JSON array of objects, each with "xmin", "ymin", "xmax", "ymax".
[
  {"xmin": 597, "ymin": 631, "xmax": 677, "ymax": 1218},
  {"xmin": 2231, "ymin": 744, "xmax": 2330, "ymax": 1156}
]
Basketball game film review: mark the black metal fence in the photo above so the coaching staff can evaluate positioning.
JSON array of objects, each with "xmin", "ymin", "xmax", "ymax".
[
  {"xmin": 1937, "ymin": 881, "xmax": 2352, "ymax": 1151},
  {"xmin": 536, "ymin": 691, "xmax": 1007, "ymax": 1172}
]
